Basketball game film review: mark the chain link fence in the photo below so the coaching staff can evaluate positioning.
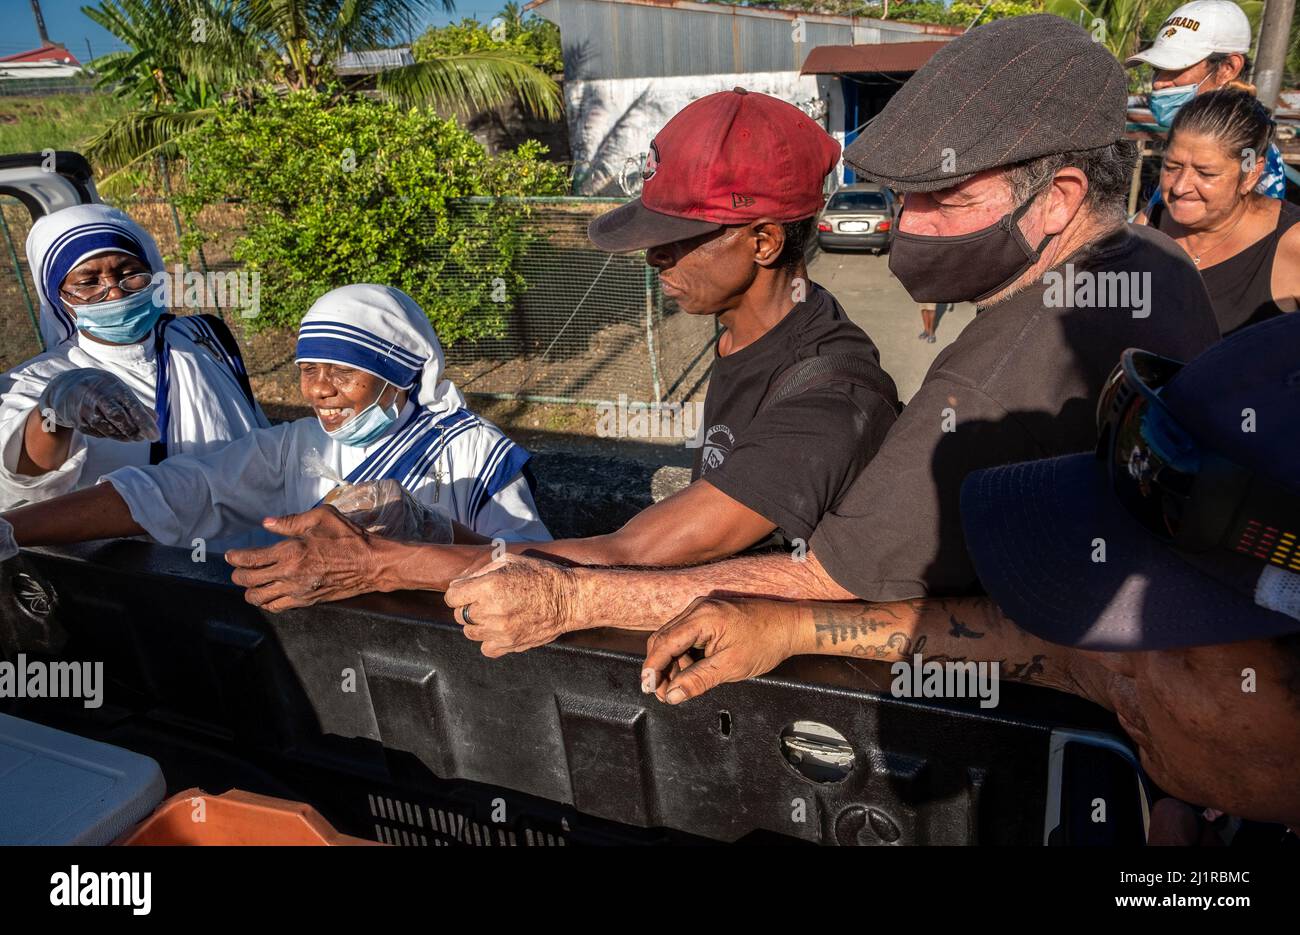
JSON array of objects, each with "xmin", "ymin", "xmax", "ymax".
[
  {"xmin": 0, "ymin": 79, "xmax": 98, "ymax": 98},
  {"xmin": 0, "ymin": 194, "xmax": 716, "ymax": 408},
  {"xmin": 435, "ymin": 198, "xmax": 715, "ymax": 405}
]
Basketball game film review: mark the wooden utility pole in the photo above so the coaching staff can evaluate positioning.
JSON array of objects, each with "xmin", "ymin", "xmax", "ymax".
[{"xmin": 1255, "ymin": 0, "xmax": 1297, "ymax": 110}]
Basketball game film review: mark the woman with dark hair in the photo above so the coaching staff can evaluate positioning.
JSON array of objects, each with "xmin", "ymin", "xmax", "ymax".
[{"xmin": 1146, "ymin": 89, "xmax": 1300, "ymax": 335}]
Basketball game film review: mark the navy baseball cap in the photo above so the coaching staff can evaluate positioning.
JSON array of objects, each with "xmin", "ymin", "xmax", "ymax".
[{"xmin": 961, "ymin": 313, "xmax": 1300, "ymax": 651}]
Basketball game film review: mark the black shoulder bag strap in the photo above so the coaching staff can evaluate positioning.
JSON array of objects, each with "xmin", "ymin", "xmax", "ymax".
[
  {"xmin": 758, "ymin": 353, "xmax": 902, "ymax": 416},
  {"xmin": 149, "ymin": 314, "xmax": 176, "ymax": 466},
  {"xmin": 150, "ymin": 315, "xmax": 258, "ymax": 465},
  {"xmin": 196, "ymin": 313, "xmax": 257, "ymax": 411}
]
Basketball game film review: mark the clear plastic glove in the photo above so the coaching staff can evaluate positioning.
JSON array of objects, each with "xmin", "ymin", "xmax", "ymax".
[
  {"xmin": 37, "ymin": 368, "xmax": 160, "ymax": 442},
  {"xmin": 324, "ymin": 478, "xmax": 453, "ymax": 544},
  {"xmin": 0, "ymin": 516, "xmax": 16, "ymax": 563}
]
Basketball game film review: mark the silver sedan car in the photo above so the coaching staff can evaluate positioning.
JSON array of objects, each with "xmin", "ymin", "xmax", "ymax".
[{"xmin": 816, "ymin": 183, "xmax": 896, "ymax": 254}]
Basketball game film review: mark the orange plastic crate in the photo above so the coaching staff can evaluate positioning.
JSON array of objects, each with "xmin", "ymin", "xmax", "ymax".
[{"xmin": 118, "ymin": 788, "xmax": 382, "ymax": 846}]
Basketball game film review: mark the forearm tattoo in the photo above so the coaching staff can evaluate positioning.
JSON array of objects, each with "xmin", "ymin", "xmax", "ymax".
[{"xmin": 809, "ymin": 600, "xmax": 1055, "ymax": 686}]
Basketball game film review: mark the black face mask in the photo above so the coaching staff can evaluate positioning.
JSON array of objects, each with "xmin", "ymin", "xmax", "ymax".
[{"xmin": 887, "ymin": 194, "xmax": 1055, "ymax": 305}]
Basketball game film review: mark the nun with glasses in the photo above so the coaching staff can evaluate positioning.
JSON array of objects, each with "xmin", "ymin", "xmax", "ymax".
[
  {"xmin": 0, "ymin": 204, "xmax": 266, "ymax": 510},
  {"xmin": 0, "ymin": 284, "xmax": 549, "ymax": 575}
]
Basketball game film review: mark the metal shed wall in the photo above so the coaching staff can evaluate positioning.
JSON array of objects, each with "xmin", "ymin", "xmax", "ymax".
[{"xmin": 530, "ymin": 0, "xmax": 960, "ymax": 80}]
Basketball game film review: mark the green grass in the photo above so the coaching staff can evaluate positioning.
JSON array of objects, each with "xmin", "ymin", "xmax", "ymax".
[{"xmin": 0, "ymin": 93, "xmax": 132, "ymax": 157}]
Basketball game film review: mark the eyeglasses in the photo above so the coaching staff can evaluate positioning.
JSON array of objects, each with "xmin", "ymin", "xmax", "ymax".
[
  {"xmin": 1095, "ymin": 349, "xmax": 1300, "ymax": 570},
  {"xmin": 60, "ymin": 271, "xmax": 154, "ymax": 304}
]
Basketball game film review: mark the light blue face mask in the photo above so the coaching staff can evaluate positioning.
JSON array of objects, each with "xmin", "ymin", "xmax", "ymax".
[
  {"xmin": 71, "ymin": 289, "xmax": 166, "ymax": 344},
  {"xmin": 1149, "ymin": 77, "xmax": 1206, "ymax": 129},
  {"xmin": 324, "ymin": 382, "xmax": 400, "ymax": 448}
]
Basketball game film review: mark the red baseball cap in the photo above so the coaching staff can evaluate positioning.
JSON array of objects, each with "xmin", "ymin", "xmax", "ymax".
[{"xmin": 588, "ymin": 88, "xmax": 842, "ymax": 253}]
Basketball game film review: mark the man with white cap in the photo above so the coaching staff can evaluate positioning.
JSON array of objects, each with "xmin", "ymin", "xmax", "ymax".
[
  {"xmin": 1126, "ymin": 0, "xmax": 1253, "ymax": 82},
  {"xmin": 1128, "ymin": 1, "xmax": 1288, "ymax": 206}
]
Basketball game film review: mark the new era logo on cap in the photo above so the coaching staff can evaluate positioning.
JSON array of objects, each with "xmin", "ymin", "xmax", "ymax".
[
  {"xmin": 642, "ymin": 141, "xmax": 660, "ymax": 181},
  {"xmin": 588, "ymin": 88, "xmax": 841, "ymax": 253}
]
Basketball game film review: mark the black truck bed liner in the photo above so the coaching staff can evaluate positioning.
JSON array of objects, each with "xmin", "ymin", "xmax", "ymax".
[{"xmin": 1, "ymin": 542, "xmax": 1142, "ymax": 845}]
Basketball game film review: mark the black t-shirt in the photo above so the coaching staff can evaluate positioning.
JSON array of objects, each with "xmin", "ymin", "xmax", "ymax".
[
  {"xmin": 1152, "ymin": 198, "xmax": 1300, "ymax": 335},
  {"xmin": 692, "ymin": 283, "xmax": 899, "ymax": 543},
  {"xmin": 810, "ymin": 223, "xmax": 1223, "ymax": 601}
]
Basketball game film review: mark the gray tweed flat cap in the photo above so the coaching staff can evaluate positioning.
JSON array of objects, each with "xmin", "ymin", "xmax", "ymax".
[{"xmin": 844, "ymin": 14, "xmax": 1127, "ymax": 192}]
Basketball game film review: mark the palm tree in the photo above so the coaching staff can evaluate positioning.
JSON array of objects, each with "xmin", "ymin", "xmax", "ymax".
[
  {"xmin": 1043, "ymin": 0, "xmax": 1172, "ymax": 61},
  {"xmin": 83, "ymin": 0, "xmax": 197, "ymax": 108},
  {"xmin": 378, "ymin": 49, "xmax": 561, "ymax": 119},
  {"xmin": 82, "ymin": 0, "xmax": 562, "ymax": 182}
]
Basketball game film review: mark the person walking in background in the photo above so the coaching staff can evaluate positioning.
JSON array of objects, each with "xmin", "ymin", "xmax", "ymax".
[
  {"xmin": 916, "ymin": 301, "xmax": 950, "ymax": 344},
  {"xmin": 1147, "ymin": 90, "xmax": 1300, "ymax": 334}
]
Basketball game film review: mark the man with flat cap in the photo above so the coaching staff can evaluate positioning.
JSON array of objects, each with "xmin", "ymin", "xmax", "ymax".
[{"xmin": 440, "ymin": 15, "xmax": 1224, "ymax": 656}]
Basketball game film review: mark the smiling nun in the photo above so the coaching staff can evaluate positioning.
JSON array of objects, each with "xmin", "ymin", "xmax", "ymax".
[{"xmin": 0, "ymin": 283, "xmax": 549, "ymax": 555}]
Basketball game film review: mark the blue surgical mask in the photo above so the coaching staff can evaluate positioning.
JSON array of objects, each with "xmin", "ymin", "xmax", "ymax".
[
  {"xmin": 324, "ymin": 383, "xmax": 400, "ymax": 448},
  {"xmin": 72, "ymin": 289, "xmax": 166, "ymax": 344},
  {"xmin": 1149, "ymin": 77, "xmax": 1205, "ymax": 128}
]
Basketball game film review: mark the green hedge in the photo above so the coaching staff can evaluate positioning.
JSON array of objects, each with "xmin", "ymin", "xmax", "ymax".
[{"xmin": 175, "ymin": 91, "xmax": 569, "ymax": 342}]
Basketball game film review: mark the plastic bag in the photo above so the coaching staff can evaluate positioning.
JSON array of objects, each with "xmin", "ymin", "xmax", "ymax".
[
  {"xmin": 302, "ymin": 447, "xmax": 345, "ymax": 485},
  {"xmin": 304, "ymin": 449, "xmax": 452, "ymax": 544},
  {"xmin": 38, "ymin": 368, "xmax": 159, "ymax": 442}
]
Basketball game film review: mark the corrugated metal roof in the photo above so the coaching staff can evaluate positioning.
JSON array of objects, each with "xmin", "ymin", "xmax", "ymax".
[
  {"xmin": 800, "ymin": 40, "xmax": 948, "ymax": 75},
  {"xmin": 526, "ymin": 0, "xmax": 961, "ymax": 30},
  {"xmin": 527, "ymin": 0, "xmax": 961, "ymax": 80},
  {"xmin": 335, "ymin": 47, "xmax": 414, "ymax": 75}
]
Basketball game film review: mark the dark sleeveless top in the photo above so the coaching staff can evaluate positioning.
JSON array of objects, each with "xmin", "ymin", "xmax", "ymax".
[{"xmin": 1152, "ymin": 199, "xmax": 1300, "ymax": 336}]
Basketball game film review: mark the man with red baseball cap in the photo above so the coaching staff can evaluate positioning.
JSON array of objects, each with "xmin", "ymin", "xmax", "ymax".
[
  {"xmin": 430, "ymin": 91, "xmax": 899, "ymax": 653},
  {"xmin": 587, "ymin": 87, "xmax": 844, "ymax": 253},
  {"xmin": 201, "ymin": 89, "xmax": 900, "ymax": 629}
]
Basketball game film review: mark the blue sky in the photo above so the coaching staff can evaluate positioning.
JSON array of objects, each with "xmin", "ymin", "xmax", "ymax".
[{"xmin": 0, "ymin": 0, "xmax": 509, "ymax": 60}]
